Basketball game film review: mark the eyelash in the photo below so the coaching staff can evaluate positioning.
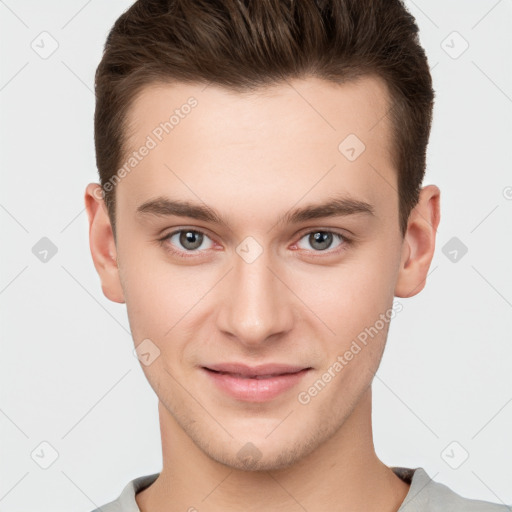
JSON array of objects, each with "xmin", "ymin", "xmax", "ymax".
[{"xmin": 157, "ymin": 228, "xmax": 353, "ymax": 260}]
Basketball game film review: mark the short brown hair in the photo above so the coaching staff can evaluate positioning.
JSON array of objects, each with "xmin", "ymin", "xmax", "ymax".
[{"xmin": 94, "ymin": 0, "xmax": 434, "ymax": 237}]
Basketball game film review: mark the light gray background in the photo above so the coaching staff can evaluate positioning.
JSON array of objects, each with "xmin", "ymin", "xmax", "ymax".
[{"xmin": 1, "ymin": 0, "xmax": 511, "ymax": 510}]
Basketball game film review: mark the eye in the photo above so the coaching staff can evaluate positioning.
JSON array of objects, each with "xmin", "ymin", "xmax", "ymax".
[
  {"xmin": 161, "ymin": 229, "xmax": 215, "ymax": 253},
  {"xmin": 158, "ymin": 228, "xmax": 351, "ymax": 260},
  {"xmin": 295, "ymin": 230, "xmax": 347, "ymax": 252}
]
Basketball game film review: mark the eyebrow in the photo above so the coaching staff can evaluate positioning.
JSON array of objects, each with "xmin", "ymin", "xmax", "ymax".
[{"xmin": 136, "ymin": 194, "xmax": 375, "ymax": 227}]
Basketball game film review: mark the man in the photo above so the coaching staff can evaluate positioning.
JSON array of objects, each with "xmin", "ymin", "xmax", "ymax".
[{"xmin": 85, "ymin": 0, "xmax": 509, "ymax": 510}]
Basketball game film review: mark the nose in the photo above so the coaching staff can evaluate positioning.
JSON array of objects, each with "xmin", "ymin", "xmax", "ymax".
[{"xmin": 216, "ymin": 244, "xmax": 295, "ymax": 348}]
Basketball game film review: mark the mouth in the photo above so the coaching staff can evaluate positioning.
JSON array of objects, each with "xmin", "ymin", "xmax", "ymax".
[
  {"xmin": 208, "ymin": 371, "xmax": 297, "ymax": 379},
  {"xmin": 201, "ymin": 363, "xmax": 312, "ymax": 402}
]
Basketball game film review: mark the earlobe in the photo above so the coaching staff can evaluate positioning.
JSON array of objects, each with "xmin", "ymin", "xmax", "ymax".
[
  {"xmin": 84, "ymin": 183, "xmax": 125, "ymax": 304},
  {"xmin": 394, "ymin": 185, "xmax": 441, "ymax": 298}
]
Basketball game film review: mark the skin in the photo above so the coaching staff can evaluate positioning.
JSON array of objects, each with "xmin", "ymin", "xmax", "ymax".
[{"xmin": 85, "ymin": 75, "xmax": 440, "ymax": 511}]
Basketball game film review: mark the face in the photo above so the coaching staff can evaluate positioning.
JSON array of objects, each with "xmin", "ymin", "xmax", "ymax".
[{"xmin": 89, "ymin": 75, "xmax": 426, "ymax": 471}]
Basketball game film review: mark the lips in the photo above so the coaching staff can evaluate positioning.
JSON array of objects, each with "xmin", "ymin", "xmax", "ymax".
[
  {"xmin": 204, "ymin": 362, "xmax": 308, "ymax": 376},
  {"xmin": 202, "ymin": 363, "xmax": 312, "ymax": 402}
]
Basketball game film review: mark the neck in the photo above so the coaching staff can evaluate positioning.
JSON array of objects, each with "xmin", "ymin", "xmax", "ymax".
[{"xmin": 136, "ymin": 387, "xmax": 409, "ymax": 512}]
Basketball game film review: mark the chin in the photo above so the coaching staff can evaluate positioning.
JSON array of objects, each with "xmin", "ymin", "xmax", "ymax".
[{"xmin": 200, "ymin": 432, "xmax": 322, "ymax": 473}]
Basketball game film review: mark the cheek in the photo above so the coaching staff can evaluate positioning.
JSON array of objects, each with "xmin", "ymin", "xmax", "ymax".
[
  {"xmin": 117, "ymin": 247, "xmax": 170, "ymax": 342},
  {"xmin": 302, "ymin": 248, "xmax": 398, "ymax": 335},
  {"xmin": 306, "ymin": 253, "xmax": 400, "ymax": 388},
  {"xmin": 119, "ymin": 248, "xmax": 215, "ymax": 346}
]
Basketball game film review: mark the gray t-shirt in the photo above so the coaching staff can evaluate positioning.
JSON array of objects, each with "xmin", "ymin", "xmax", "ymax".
[{"xmin": 90, "ymin": 467, "xmax": 511, "ymax": 511}]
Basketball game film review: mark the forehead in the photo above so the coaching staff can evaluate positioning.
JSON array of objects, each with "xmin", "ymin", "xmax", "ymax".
[
  {"xmin": 125, "ymin": 74, "xmax": 393, "ymax": 150},
  {"xmin": 118, "ymin": 75, "xmax": 397, "ymax": 229}
]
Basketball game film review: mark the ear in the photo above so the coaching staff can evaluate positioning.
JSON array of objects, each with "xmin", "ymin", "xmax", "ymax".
[
  {"xmin": 84, "ymin": 183, "xmax": 125, "ymax": 304},
  {"xmin": 394, "ymin": 184, "xmax": 441, "ymax": 298}
]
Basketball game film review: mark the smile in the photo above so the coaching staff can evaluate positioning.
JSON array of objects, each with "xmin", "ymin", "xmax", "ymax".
[{"xmin": 201, "ymin": 364, "xmax": 312, "ymax": 402}]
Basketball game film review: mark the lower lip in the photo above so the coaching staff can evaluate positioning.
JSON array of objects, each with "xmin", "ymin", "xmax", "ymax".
[{"xmin": 202, "ymin": 368, "xmax": 311, "ymax": 402}]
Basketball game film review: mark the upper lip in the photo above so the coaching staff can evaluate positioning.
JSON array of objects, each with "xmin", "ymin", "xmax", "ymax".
[{"xmin": 203, "ymin": 363, "xmax": 310, "ymax": 377}]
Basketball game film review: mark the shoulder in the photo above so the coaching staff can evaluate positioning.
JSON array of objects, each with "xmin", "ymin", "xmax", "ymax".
[
  {"xmin": 394, "ymin": 467, "xmax": 511, "ymax": 512},
  {"xmin": 88, "ymin": 473, "xmax": 160, "ymax": 512}
]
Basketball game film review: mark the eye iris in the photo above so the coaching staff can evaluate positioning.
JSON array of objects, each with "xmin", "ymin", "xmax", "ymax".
[
  {"xmin": 310, "ymin": 231, "xmax": 333, "ymax": 251},
  {"xmin": 179, "ymin": 230, "xmax": 203, "ymax": 250}
]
